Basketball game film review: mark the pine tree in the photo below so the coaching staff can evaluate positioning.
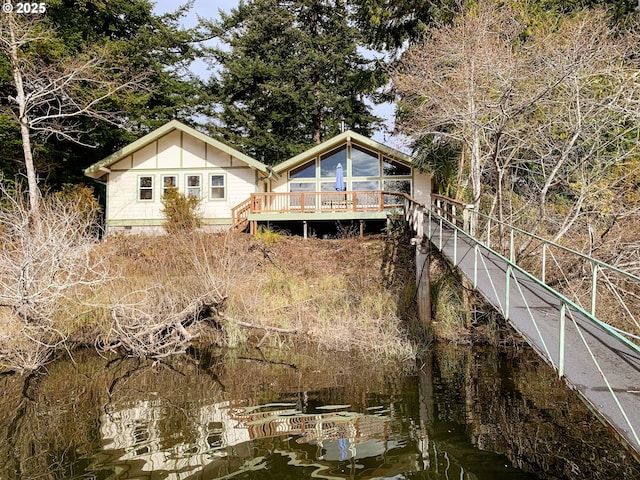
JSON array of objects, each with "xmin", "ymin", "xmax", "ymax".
[{"xmin": 204, "ymin": 0, "xmax": 381, "ymax": 165}]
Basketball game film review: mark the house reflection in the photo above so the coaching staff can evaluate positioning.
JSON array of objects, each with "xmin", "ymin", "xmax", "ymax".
[{"xmin": 99, "ymin": 399, "xmax": 396, "ymax": 478}]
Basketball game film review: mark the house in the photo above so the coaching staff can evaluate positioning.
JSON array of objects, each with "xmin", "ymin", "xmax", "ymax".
[
  {"xmin": 84, "ymin": 120, "xmax": 272, "ymax": 235},
  {"xmin": 85, "ymin": 121, "xmax": 432, "ymax": 236}
]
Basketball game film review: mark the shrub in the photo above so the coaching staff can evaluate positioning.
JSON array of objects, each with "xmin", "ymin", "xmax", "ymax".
[{"xmin": 161, "ymin": 188, "xmax": 202, "ymax": 234}]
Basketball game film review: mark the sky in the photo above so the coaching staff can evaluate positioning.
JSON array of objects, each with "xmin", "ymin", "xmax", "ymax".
[{"xmin": 151, "ymin": 0, "xmax": 403, "ymax": 148}]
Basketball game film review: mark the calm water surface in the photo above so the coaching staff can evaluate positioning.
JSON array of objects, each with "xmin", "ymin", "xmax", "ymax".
[{"xmin": 0, "ymin": 343, "xmax": 638, "ymax": 479}]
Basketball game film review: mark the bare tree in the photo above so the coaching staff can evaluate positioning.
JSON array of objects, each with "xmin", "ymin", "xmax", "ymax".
[
  {"xmin": 0, "ymin": 12, "xmax": 148, "ymax": 213},
  {"xmin": 0, "ymin": 184, "xmax": 110, "ymax": 371},
  {"xmin": 392, "ymin": 1, "xmax": 640, "ymax": 243},
  {"xmin": 392, "ymin": 2, "xmax": 526, "ymax": 217}
]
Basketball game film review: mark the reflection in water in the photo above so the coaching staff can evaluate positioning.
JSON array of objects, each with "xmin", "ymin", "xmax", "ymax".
[{"xmin": 0, "ymin": 344, "xmax": 638, "ymax": 479}]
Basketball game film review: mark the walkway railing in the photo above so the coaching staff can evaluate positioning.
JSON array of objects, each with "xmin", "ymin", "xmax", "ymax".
[
  {"xmin": 414, "ymin": 194, "xmax": 640, "ymax": 345},
  {"xmin": 402, "ymin": 193, "xmax": 640, "ymax": 454}
]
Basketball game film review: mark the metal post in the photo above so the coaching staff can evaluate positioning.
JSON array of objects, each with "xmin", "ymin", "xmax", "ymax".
[
  {"xmin": 591, "ymin": 262, "xmax": 598, "ymax": 316},
  {"xmin": 505, "ymin": 265, "xmax": 511, "ymax": 319},
  {"xmin": 558, "ymin": 302, "xmax": 566, "ymax": 378},
  {"xmin": 473, "ymin": 244, "xmax": 478, "ymax": 288},
  {"xmin": 509, "ymin": 228, "xmax": 515, "ymax": 263},
  {"xmin": 541, "ymin": 243, "xmax": 547, "ymax": 283},
  {"xmin": 428, "ymin": 209, "xmax": 432, "ymax": 239},
  {"xmin": 439, "ymin": 217, "xmax": 443, "ymax": 251},
  {"xmin": 453, "ymin": 228, "xmax": 458, "ymax": 266}
]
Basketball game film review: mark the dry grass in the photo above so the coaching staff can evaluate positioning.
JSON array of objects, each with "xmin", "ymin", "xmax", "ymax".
[{"xmin": 86, "ymin": 232, "xmax": 422, "ymax": 364}]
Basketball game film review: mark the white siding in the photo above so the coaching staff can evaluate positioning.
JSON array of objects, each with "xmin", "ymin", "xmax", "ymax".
[
  {"xmin": 413, "ymin": 171, "xmax": 431, "ymax": 206},
  {"xmin": 157, "ymin": 130, "xmax": 182, "ymax": 169},
  {"xmin": 106, "ymin": 131, "xmax": 259, "ymax": 230},
  {"xmin": 205, "ymin": 145, "xmax": 233, "ymax": 168},
  {"xmin": 271, "ymin": 175, "xmax": 288, "ymax": 193},
  {"xmin": 182, "ymin": 134, "xmax": 207, "ymax": 168},
  {"xmin": 112, "ymin": 155, "xmax": 132, "ymax": 170},
  {"xmin": 132, "ymin": 142, "xmax": 156, "ymax": 169}
]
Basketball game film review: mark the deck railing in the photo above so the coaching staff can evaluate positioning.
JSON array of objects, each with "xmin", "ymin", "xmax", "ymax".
[{"xmin": 232, "ymin": 191, "xmax": 405, "ymax": 229}]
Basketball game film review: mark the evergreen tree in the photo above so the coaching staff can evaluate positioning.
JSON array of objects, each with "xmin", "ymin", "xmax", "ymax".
[
  {"xmin": 350, "ymin": 0, "xmax": 457, "ymax": 53},
  {"xmin": 204, "ymin": 0, "xmax": 381, "ymax": 165},
  {"xmin": 0, "ymin": 0, "xmax": 203, "ymax": 190}
]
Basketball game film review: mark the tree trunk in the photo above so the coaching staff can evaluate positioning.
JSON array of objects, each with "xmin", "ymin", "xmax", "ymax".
[{"xmin": 7, "ymin": 14, "xmax": 39, "ymax": 214}]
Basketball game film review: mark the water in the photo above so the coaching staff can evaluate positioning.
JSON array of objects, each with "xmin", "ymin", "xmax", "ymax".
[{"xmin": 0, "ymin": 343, "xmax": 638, "ymax": 479}]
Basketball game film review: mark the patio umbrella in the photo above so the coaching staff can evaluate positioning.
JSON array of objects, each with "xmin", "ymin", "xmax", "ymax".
[{"xmin": 335, "ymin": 163, "xmax": 345, "ymax": 191}]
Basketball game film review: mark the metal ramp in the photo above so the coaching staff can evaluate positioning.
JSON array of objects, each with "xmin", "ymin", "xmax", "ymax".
[{"xmin": 404, "ymin": 194, "xmax": 640, "ymax": 457}]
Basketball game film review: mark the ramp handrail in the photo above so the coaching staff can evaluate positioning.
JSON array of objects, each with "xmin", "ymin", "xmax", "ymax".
[
  {"xmin": 429, "ymin": 196, "xmax": 640, "ymax": 344},
  {"xmin": 408, "ymin": 195, "xmax": 640, "ymax": 454}
]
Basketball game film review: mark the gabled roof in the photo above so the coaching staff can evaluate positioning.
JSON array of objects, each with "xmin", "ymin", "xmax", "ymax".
[
  {"xmin": 271, "ymin": 130, "xmax": 415, "ymax": 175},
  {"xmin": 84, "ymin": 120, "xmax": 270, "ymax": 179}
]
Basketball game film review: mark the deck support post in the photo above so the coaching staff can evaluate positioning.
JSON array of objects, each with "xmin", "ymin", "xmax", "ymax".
[
  {"xmin": 415, "ymin": 239, "xmax": 431, "ymax": 324},
  {"xmin": 303, "ymin": 221, "xmax": 308, "ymax": 239},
  {"xmin": 359, "ymin": 220, "xmax": 364, "ymax": 238}
]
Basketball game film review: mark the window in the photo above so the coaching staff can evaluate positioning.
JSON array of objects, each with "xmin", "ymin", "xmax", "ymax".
[
  {"xmin": 186, "ymin": 175, "xmax": 201, "ymax": 198},
  {"xmin": 384, "ymin": 180, "xmax": 411, "ymax": 205},
  {"xmin": 320, "ymin": 146, "xmax": 347, "ymax": 178},
  {"xmin": 138, "ymin": 176, "xmax": 153, "ymax": 201},
  {"xmin": 162, "ymin": 175, "xmax": 177, "ymax": 196},
  {"xmin": 351, "ymin": 145, "xmax": 380, "ymax": 177},
  {"xmin": 383, "ymin": 179, "xmax": 411, "ymax": 194},
  {"xmin": 290, "ymin": 159, "xmax": 316, "ymax": 178},
  {"xmin": 289, "ymin": 182, "xmax": 316, "ymax": 209},
  {"xmin": 210, "ymin": 174, "xmax": 225, "ymax": 199},
  {"xmin": 383, "ymin": 158, "xmax": 411, "ymax": 176},
  {"xmin": 352, "ymin": 180, "xmax": 379, "ymax": 191},
  {"xmin": 289, "ymin": 182, "xmax": 316, "ymax": 192},
  {"xmin": 321, "ymin": 182, "xmax": 340, "ymax": 191}
]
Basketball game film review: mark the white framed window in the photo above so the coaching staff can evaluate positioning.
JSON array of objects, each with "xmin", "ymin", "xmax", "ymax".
[
  {"xmin": 351, "ymin": 145, "xmax": 380, "ymax": 177},
  {"xmin": 210, "ymin": 174, "xmax": 225, "ymax": 199},
  {"xmin": 138, "ymin": 176, "xmax": 153, "ymax": 201},
  {"xmin": 186, "ymin": 175, "xmax": 201, "ymax": 198},
  {"xmin": 162, "ymin": 175, "xmax": 177, "ymax": 196}
]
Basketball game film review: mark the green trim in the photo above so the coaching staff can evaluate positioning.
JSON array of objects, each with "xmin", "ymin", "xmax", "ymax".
[
  {"xmin": 108, "ymin": 217, "xmax": 232, "ymax": 227},
  {"xmin": 185, "ymin": 173, "xmax": 203, "ymax": 200},
  {"xmin": 84, "ymin": 120, "xmax": 269, "ymax": 179},
  {"xmin": 274, "ymin": 130, "xmax": 416, "ymax": 175},
  {"xmin": 202, "ymin": 217, "xmax": 232, "ymax": 225},
  {"xmin": 180, "ymin": 131, "xmax": 184, "ymax": 168},
  {"xmin": 161, "ymin": 174, "xmax": 178, "ymax": 196},
  {"xmin": 110, "ymin": 166, "xmax": 253, "ymax": 173},
  {"xmin": 108, "ymin": 219, "xmax": 163, "ymax": 226}
]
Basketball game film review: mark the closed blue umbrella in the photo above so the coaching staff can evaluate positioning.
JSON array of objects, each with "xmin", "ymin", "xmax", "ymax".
[{"xmin": 335, "ymin": 163, "xmax": 345, "ymax": 191}]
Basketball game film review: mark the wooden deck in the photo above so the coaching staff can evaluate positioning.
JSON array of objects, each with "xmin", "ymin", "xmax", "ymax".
[{"xmin": 231, "ymin": 191, "xmax": 404, "ymax": 231}]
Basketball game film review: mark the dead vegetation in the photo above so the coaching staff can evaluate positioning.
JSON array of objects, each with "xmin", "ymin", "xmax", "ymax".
[
  {"xmin": 0, "ymin": 190, "xmax": 423, "ymax": 372},
  {"xmin": 95, "ymin": 232, "xmax": 422, "ymax": 363}
]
